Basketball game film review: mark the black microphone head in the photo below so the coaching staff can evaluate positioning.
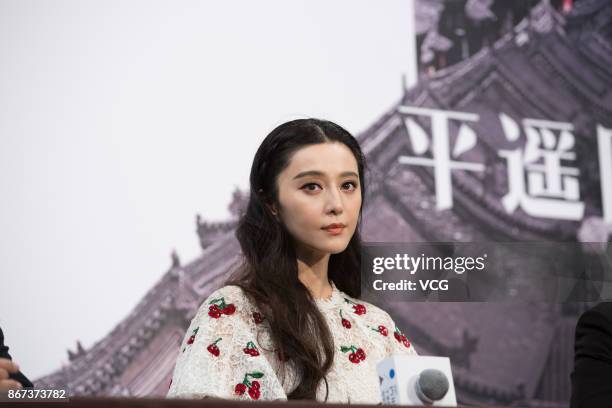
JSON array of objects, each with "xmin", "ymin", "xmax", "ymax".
[{"xmin": 415, "ymin": 368, "xmax": 450, "ymax": 404}]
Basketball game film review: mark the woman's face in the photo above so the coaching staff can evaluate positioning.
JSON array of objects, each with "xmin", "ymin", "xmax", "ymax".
[{"xmin": 272, "ymin": 142, "xmax": 362, "ymax": 258}]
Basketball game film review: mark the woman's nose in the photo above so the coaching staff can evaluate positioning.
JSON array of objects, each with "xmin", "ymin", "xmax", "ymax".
[{"xmin": 325, "ymin": 189, "xmax": 344, "ymax": 214}]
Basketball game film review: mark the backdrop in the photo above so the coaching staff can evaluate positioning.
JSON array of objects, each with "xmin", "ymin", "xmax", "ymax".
[{"xmin": 1, "ymin": 1, "xmax": 611, "ymax": 407}]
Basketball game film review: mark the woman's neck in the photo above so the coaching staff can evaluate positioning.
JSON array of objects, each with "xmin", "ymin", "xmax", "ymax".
[{"xmin": 296, "ymin": 252, "xmax": 333, "ymax": 300}]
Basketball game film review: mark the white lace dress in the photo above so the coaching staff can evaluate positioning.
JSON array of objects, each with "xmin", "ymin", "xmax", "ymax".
[{"xmin": 167, "ymin": 282, "xmax": 417, "ymax": 403}]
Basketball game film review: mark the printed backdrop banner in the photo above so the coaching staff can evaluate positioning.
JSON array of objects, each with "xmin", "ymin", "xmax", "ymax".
[{"xmin": 31, "ymin": 2, "xmax": 612, "ymax": 408}]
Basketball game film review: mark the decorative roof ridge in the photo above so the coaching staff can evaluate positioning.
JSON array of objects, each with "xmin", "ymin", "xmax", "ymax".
[
  {"xmin": 196, "ymin": 215, "xmax": 238, "ymax": 231},
  {"xmin": 196, "ymin": 214, "xmax": 239, "ymax": 250},
  {"xmin": 355, "ymin": 98, "xmax": 402, "ymax": 149},
  {"xmin": 535, "ymin": 38, "xmax": 612, "ymax": 114},
  {"xmin": 34, "ymin": 260, "xmax": 190, "ymax": 389},
  {"xmin": 93, "ymin": 227, "xmax": 238, "ymax": 356},
  {"xmin": 34, "ymin": 296, "xmax": 174, "ymax": 394},
  {"xmin": 36, "ymin": 231, "xmax": 244, "ymax": 392}
]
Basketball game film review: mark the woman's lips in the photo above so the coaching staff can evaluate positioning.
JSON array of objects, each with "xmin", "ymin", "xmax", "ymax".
[{"xmin": 322, "ymin": 226, "xmax": 345, "ymax": 235}]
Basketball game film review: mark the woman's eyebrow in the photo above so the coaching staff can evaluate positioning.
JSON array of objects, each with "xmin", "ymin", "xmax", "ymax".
[{"xmin": 293, "ymin": 170, "xmax": 359, "ymax": 180}]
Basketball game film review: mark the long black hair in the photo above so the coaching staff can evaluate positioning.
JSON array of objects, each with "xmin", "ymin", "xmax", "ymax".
[{"xmin": 226, "ymin": 118, "xmax": 367, "ymax": 400}]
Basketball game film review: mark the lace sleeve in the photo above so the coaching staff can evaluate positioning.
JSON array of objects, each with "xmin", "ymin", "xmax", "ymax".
[
  {"xmin": 382, "ymin": 311, "xmax": 418, "ymax": 357},
  {"xmin": 167, "ymin": 287, "xmax": 288, "ymax": 401}
]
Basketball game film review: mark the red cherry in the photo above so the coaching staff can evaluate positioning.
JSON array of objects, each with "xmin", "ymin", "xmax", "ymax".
[
  {"xmin": 208, "ymin": 304, "xmax": 221, "ymax": 318},
  {"xmin": 235, "ymin": 383, "xmax": 247, "ymax": 395},
  {"xmin": 379, "ymin": 325, "xmax": 388, "ymax": 336},
  {"xmin": 356, "ymin": 348, "xmax": 366, "ymax": 361},
  {"xmin": 243, "ymin": 347, "xmax": 259, "ymax": 356},
  {"xmin": 207, "ymin": 344, "xmax": 220, "ymax": 356},
  {"xmin": 251, "ymin": 380, "xmax": 260, "ymax": 390},
  {"xmin": 401, "ymin": 335, "xmax": 411, "ymax": 348},
  {"xmin": 253, "ymin": 312, "xmax": 264, "ymax": 324},
  {"xmin": 187, "ymin": 335, "xmax": 195, "ymax": 345},
  {"xmin": 341, "ymin": 318, "xmax": 352, "ymax": 329},
  {"xmin": 394, "ymin": 332, "xmax": 402, "ymax": 342},
  {"xmin": 222, "ymin": 304, "xmax": 236, "ymax": 315},
  {"xmin": 248, "ymin": 386, "xmax": 261, "ymax": 400},
  {"xmin": 353, "ymin": 304, "xmax": 366, "ymax": 315},
  {"xmin": 348, "ymin": 353, "xmax": 360, "ymax": 364}
]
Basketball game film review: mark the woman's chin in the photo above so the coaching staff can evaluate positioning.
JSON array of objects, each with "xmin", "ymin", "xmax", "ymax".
[{"xmin": 317, "ymin": 241, "xmax": 350, "ymax": 255}]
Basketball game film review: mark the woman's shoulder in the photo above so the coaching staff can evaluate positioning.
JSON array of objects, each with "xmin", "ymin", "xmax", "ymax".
[
  {"xmin": 194, "ymin": 284, "xmax": 258, "ymax": 320},
  {"xmin": 206, "ymin": 284, "xmax": 249, "ymax": 301}
]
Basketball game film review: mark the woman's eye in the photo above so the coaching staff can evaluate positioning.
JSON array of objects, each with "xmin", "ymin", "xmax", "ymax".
[
  {"xmin": 342, "ymin": 181, "xmax": 358, "ymax": 191},
  {"xmin": 302, "ymin": 183, "xmax": 322, "ymax": 192}
]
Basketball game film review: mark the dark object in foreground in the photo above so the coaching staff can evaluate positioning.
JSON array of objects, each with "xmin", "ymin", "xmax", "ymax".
[
  {"xmin": 571, "ymin": 302, "xmax": 612, "ymax": 408},
  {"xmin": 0, "ymin": 327, "xmax": 33, "ymax": 388}
]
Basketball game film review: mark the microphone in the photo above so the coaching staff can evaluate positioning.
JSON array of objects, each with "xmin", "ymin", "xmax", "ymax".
[{"xmin": 377, "ymin": 355, "xmax": 457, "ymax": 406}]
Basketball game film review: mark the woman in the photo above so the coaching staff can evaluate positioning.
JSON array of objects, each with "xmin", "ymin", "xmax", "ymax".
[{"xmin": 167, "ymin": 118, "xmax": 416, "ymax": 403}]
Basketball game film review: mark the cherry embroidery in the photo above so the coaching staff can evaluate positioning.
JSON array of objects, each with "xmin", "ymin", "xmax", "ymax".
[
  {"xmin": 344, "ymin": 298, "xmax": 367, "ymax": 315},
  {"xmin": 208, "ymin": 297, "xmax": 236, "ymax": 318},
  {"xmin": 182, "ymin": 327, "xmax": 200, "ymax": 352},
  {"xmin": 248, "ymin": 381, "xmax": 261, "ymax": 400},
  {"xmin": 235, "ymin": 371, "xmax": 264, "ymax": 400},
  {"xmin": 252, "ymin": 311, "xmax": 264, "ymax": 324},
  {"xmin": 243, "ymin": 341, "xmax": 260, "ymax": 357},
  {"xmin": 371, "ymin": 325, "xmax": 389, "ymax": 336},
  {"xmin": 339, "ymin": 310, "xmax": 351, "ymax": 329},
  {"xmin": 402, "ymin": 336, "xmax": 411, "ymax": 348},
  {"xmin": 208, "ymin": 304, "xmax": 221, "ymax": 318},
  {"xmin": 340, "ymin": 345, "xmax": 366, "ymax": 364},
  {"xmin": 207, "ymin": 337, "xmax": 222, "ymax": 357},
  {"xmin": 370, "ymin": 324, "xmax": 388, "ymax": 336},
  {"xmin": 394, "ymin": 327, "xmax": 411, "ymax": 348},
  {"xmin": 223, "ymin": 304, "xmax": 236, "ymax": 315},
  {"xmin": 186, "ymin": 327, "xmax": 199, "ymax": 345}
]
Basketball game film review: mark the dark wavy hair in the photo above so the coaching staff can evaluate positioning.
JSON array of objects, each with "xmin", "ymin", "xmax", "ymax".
[{"xmin": 226, "ymin": 118, "xmax": 367, "ymax": 400}]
